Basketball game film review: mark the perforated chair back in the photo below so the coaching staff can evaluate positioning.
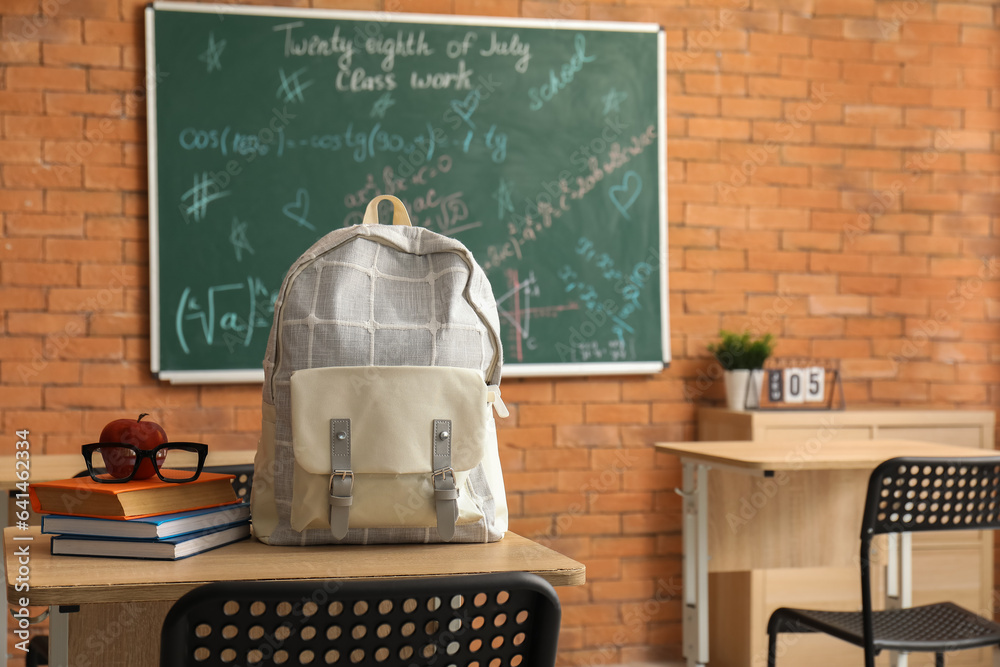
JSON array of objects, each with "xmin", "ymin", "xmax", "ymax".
[
  {"xmin": 160, "ymin": 572, "xmax": 561, "ymax": 667},
  {"xmin": 862, "ymin": 457, "xmax": 1000, "ymax": 538}
]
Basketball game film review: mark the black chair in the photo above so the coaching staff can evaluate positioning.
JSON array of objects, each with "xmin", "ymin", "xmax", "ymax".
[
  {"xmin": 768, "ymin": 456, "xmax": 1000, "ymax": 667},
  {"xmin": 160, "ymin": 572, "xmax": 561, "ymax": 667}
]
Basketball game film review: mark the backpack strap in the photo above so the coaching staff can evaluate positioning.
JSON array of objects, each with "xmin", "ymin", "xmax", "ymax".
[
  {"xmin": 432, "ymin": 419, "xmax": 458, "ymax": 541},
  {"xmin": 328, "ymin": 419, "xmax": 353, "ymax": 540}
]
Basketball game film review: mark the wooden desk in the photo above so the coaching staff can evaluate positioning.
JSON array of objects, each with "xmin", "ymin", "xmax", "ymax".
[
  {"xmin": 5, "ymin": 528, "xmax": 584, "ymax": 667},
  {"xmin": 0, "ymin": 450, "xmax": 256, "ymax": 667},
  {"xmin": 655, "ymin": 439, "xmax": 997, "ymax": 667}
]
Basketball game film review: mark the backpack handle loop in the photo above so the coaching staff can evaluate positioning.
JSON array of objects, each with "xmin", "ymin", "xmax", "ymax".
[{"xmin": 362, "ymin": 195, "xmax": 412, "ymax": 227}]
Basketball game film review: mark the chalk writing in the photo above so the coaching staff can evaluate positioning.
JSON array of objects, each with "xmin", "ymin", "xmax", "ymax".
[
  {"xmin": 281, "ymin": 188, "xmax": 314, "ymax": 231},
  {"xmin": 343, "ymin": 154, "xmax": 453, "ymax": 211},
  {"xmin": 411, "ymin": 60, "xmax": 474, "ymax": 90},
  {"xmin": 198, "ymin": 32, "xmax": 226, "ymax": 73},
  {"xmin": 176, "ymin": 277, "xmax": 277, "ymax": 354},
  {"xmin": 492, "ymin": 178, "xmax": 516, "ymax": 221},
  {"xmin": 274, "ymin": 21, "xmax": 355, "ymax": 69},
  {"xmin": 370, "ymin": 92, "xmax": 395, "ymax": 118},
  {"xmin": 602, "ymin": 88, "xmax": 628, "ymax": 115},
  {"xmin": 479, "ymin": 32, "xmax": 531, "ymax": 73},
  {"xmin": 181, "ymin": 172, "xmax": 231, "ymax": 222},
  {"xmin": 365, "ymin": 31, "xmax": 434, "ymax": 71},
  {"xmin": 229, "ymin": 217, "xmax": 254, "ymax": 262},
  {"xmin": 569, "ymin": 125, "xmax": 655, "ymax": 200},
  {"xmin": 527, "ymin": 34, "xmax": 595, "ymax": 111},
  {"xmin": 608, "ymin": 170, "xmax": 642, "ymax": 220},
  {"xmin": 277, "ymin": 67, "xmax": 314, "ymax": 104}
]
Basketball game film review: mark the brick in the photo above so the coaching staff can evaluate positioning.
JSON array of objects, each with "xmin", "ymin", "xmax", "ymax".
[
  {"xmin": 0, "ymin": 386, "xmax": 43, "ymax": 408},
  {"xmin": 55, "ymin": 0, "xmax": 119, "ymax": 19},
  {"xmin": 4, "ymin": 164, "xmax": 81, "ymax": 188},
  {"xmin": 931, "ymin": 88, "xmax": 989, "ymax": 109},
  {"xmin": 7, "ymin": 313, "xmax": 86, "ymax": 335},
  {"xmin": 843, "ymin": 63, "xmax": 900, "ymax": 85},
  {"xmin": 688, "ymin": 118, "xmax": 750, "ymax": 140},
  {"xmin": 6, "ymin": 66, "xmax": 86, "ymax": 91},
  {"xmin": 780, "ymin": 58, "xmax": 843, "ymax": 81},
  {"xmin": 844, "ymin": 148, "xmax": 901, "ymax": 169},
  {"xmin": 45, "ymin": 92, "xmax": 121, "ymax": 116},
  {"xmin": 45, "ymin": 239, "xmax": 122, "ymax": 263},
  {"xmin": 781, "ymin": 14, "xmax": 843, "ymax": 38},
  {"xmin": 753, "ymin": 121, "xmax": 812, "ymax": 144},
  {"xmin": 902, "ymin": 22, "xmax": 960, "ymax": 43},
  {"xmin": 904, "ymin": 193, "xmax": 961, "ymax": 212},
  {"xmin": 844, "ymin": 105, "xmax": 901, "ymax": 126},
  {"xmin": 781, "ymin": 145, "xmax": 842, "ymax": 165},
  {"xmin": 86, "ymin": 117, "xmax": 144, "ymax": 142},
  {"xmin": 815, "ymin": 125, "xmax": 874, "ymax": 146},
  {"xmin": 747, "ymin": 76, "xmax": 808, "ymax": 99},
  {"xmin": 752, "ymin": 165, "xmax": 810, "ymax": 185},
  {"xmin": 6, "ymin": 213, "xmax": 83, "ymax": 237},
  {"xmin": 872, "ymin": 43, "xmax": 931, "ymax": 63},
  {"xmin": 80, "ymin": 264, "xmax": 143, "ymax": 288},
  {"xmin": 776, "ymin": 274, "xmax": 837, "ymax": 294},
  {"xmin": 809, "ymin": 295, "xmax": 869, "ymax": 316},
  {"xmin": 720, "ymin": 98, "xmax": 781, "ymax": 119},
  {"xmin": 685, "ymin": 293, "xmax": 746, "ymax": 313},
  {"xmin": 0, "ymin": 140, "xmax": 41, "ymax": 163},
  {"xmin": 747, "ymin": 250, "xmax": 809, "ymax": 271},
  {"xmin": 585, "ymin": 404, "xmax": 649, "ymax": 425},
  {"xmin": 84, "ymin": 165, "xmax": 145, "ymax": 191},
  {"xmin": 871, "ymin": 381, "xmax": 929, "ymax": 402},
  {"xmin": 750, "ymin": 33, "xmax": 808, "ymax": 56},
  {"xmin": 0, "ymin": 189, "xmax": 43, "ymax": 212},
  {"xmin": 45, "ymin": 386, "xmax": 121, "ymax": 409},
  {"xmin": 88, "ymin": 68, "xmax": 143, "ymax": 92},
  {"xmin": 843, "ymin": 18, "xmax": 895, "ymax": 40},
  {"xmin": 0, "ymin": 287, "xmax": 44, "ymax": 310},
  {"xmin": 720, "ymin": 53, "xmax": 780, "ymax": 74},
  {"xmin": 46, "ymin": 191, "xmax": 121, "ymax": 214},
  {"xmin": 44, "ymin": 139, "xmax": 122, "ymax": 165},
  {"xmin": 685, "ymin": 249, "xmax": 745, "ymax": 270},
  {"xmin": 931, "ymin": 45, "xmax": 989, "ymax": 67},
  {"xmin": 4, "ymin": 115, "xmax": 82, "ymax": 140},
  {"xmin": 0, "ymin": 91, "xmax": 43, "ymax": 113},
  {"xmin": 519, "ymin": 404, "xmax": 582, "ymax": 426},
  {"xmin": 84, "ymin": 19, "xmax": 141, "ymax": 45},
  {"xmin": 0, "ymin": 237, "xmax": 44, "ymax": 263},
  {"xmin": 872, "ymin": 86, "xmax": 932, "ymax": 106},
  {"xmin": 49, "ymin": 287, "xmax": 125, "ymax": 312},
  {"xmin": 1, "ymin": 17, "xmax": 80, "ymax": 43},
  {"xmin": 554, "ymin": 381, "xmax": 621, "ymax": 403},
  {"xmin": 812, "ymin": 39, "xmax": 872, "ymax": 61},
  {"xmin": 1, "ymin": 262, "xmax": 76, "ymax": 287},
  {"xmin": 718, "ymin": 229, "xmax": 779, "ymax": 250},
  {"xmin": 685, "ymin": 204, "xmax": 747, "ymax": 229},
  {"xmin": 783, "ymin": 231, "xmax": 841, "ymax": 251},
  {"xmin": 0, "ymin": 40, "xmax": 40, "ymax": 63},
  {"xmin": 810, "ymin": 252, "xmax": 870, "ymax": 273}
]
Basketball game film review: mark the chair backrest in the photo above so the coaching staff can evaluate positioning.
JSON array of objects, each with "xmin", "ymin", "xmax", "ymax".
[
  {"xmin": 160, "ymin": 572, "xmax": 561, "ymax": 667},
  {"xmin": 862, "ymin": 456, "xmax": 1000, "ymax": 538}
]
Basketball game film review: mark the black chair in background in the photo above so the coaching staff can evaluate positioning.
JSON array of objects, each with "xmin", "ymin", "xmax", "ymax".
[
  {"xmin": 768, "ymin": 457, "xmax": 1000, "ymax": 667},
  {"xmin": 160, "ymin": 572, "xmax": 561, "ymax": 667}
]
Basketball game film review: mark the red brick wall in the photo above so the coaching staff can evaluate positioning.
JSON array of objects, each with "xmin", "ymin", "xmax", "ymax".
[{"xmin": 1, "ymin": 0, "xmax": 998, "ymax": 664}]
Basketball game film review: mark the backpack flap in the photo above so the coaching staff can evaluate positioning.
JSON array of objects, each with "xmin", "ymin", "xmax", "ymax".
[{"xmin": 289, "ymin": 366, "xmax": 489, "ymax": 540}]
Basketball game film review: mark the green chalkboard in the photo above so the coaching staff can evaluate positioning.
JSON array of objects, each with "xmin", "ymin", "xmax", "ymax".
[{"xmin": 147, "ymin": 2, "xmax": 668, "ymax": 383}]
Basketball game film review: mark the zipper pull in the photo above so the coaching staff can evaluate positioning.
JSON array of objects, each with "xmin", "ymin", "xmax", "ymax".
[{"xmin": 486, "ymin": 385, "xmax": 509, "ymax": 418}]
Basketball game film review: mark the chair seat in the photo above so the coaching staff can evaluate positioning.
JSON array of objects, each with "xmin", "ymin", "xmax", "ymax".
[{"xmin": 770, "ymin": 602, "xmax": 1000, "ymax": 653}]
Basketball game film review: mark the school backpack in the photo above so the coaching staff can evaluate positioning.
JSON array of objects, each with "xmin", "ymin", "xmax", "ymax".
[{"xmin": 252, "ymin": 195, "xmax": 509, "ymax": 545}]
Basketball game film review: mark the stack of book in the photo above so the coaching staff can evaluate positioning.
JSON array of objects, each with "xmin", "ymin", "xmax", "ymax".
[{"xmin": 29, "ymin": 471, "xmax": 251, "ymax": 560}]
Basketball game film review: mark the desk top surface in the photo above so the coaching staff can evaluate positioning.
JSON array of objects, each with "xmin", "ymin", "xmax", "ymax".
[
  {"xmin": 655, "ymin": 439, "xmax": 995, "ymax": 471},
  {"xmin": 5, "ymin": 528, "xmax": 585, "ymax": 605},
  {"xmin": 0, "ymin": 450, "xmax": 256, "ymax": 490}
]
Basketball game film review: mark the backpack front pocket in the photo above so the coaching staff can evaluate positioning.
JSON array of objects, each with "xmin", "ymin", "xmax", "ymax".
[{"xmin": 288, "ymin": 366, "xmax": 489, "ymax": 541}]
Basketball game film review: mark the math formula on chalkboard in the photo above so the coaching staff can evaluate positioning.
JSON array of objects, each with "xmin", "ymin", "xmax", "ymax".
[{"xmin": 147, "ymin": 2, "xmax": 667, "ymax": 382}]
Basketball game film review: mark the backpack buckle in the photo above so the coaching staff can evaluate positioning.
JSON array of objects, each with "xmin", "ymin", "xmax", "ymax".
[{"xmin": 432, "ymin": 467, "xmax": 455, "ymax": 482}]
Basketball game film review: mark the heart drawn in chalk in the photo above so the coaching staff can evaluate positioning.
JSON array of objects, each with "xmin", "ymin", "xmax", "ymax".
[
  {"xmin": 282, "ymin": 188, "xmax": 315, "ymax": 231},
  {"xmin": 450, "ymin": 90, "xmax": 481, "ymax": 126},
  {"xmin": 609, "ymin": 171, "xmax": 642, "ymax": 220}
]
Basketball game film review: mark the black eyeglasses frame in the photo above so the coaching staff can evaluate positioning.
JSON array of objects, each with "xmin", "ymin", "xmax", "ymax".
[{"xmin": 80, "ymin": 442, "xmax": 208, "ymax": 484}]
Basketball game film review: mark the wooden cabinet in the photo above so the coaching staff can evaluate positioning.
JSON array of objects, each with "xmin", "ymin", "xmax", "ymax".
[{"xmin": 698, "ymin": 408, "xmax": 996, "ymax": 667}]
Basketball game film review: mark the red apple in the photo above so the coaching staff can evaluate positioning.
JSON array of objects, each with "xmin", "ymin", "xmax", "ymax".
[{"xmin": 98, "ymin": 413, "xmax": 168, "ymax": 480}]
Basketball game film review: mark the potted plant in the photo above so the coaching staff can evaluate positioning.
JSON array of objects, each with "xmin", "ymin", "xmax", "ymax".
[{"xmin": 707, "ymin": 330, "xmax": 775, "ymax": 411}]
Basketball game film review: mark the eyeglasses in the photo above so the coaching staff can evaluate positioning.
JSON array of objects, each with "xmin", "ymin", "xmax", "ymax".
[{"xmin": 81, "ymin": 443, "xmax": 208, "ymax": 484}]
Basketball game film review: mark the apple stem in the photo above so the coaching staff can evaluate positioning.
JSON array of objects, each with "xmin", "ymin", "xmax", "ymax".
[{"xmin": 137, "ymin": 413, "xmax": 149, "ymax": 422}]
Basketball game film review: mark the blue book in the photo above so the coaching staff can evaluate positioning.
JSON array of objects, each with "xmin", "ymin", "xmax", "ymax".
[
  {"xmin": 41, "ymin": 503, "xmax": 250, "ymax": 540},
  {"xmin": 49, "ymin": 522, "xmax": 251, "ymax": 560}
]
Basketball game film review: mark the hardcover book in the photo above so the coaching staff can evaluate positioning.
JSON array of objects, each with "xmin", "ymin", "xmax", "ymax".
[
  {"xmin": 41, "ymin": 502, "xmax": 250, "ymax": 539},
  {"xmin": 29, "ymin": 471, "xmax": 240, "ymax": 519},
  {"xmin": 50, "ymin": 522, "xmax": 251, "ymax": 560}
]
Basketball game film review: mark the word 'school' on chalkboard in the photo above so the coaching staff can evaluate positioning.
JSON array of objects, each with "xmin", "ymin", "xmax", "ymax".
[{"xmin": 147, "ymin": 2, "xmax": 668, "ymax": 383}]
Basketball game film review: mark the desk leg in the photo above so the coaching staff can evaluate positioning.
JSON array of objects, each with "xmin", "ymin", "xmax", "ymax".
[
  {"xmin": 886, "ymin": 532, "xmax": 912, "ymax": 667},
  {"xmin": 681, "ymin": 462, "xmax": 708, "ymax": 667},
  {"xmin": 48, "ymin": 606, "xmax": 69, "ymax": 667}
]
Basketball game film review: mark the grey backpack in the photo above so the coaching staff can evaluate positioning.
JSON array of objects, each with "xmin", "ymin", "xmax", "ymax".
[{"xmin": 252, "ymin": 196, "xmax": 509, "ymax": 545}]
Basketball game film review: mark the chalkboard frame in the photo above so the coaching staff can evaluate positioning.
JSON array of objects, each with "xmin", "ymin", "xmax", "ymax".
[{"xmin": 146, "ymin": 2, "xmax": 669, "ymax": 384}]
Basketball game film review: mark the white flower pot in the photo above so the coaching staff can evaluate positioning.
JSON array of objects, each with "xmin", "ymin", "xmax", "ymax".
[{"xmin": 725, "ymin": 369, "xmax": 764, "ymax": 411}]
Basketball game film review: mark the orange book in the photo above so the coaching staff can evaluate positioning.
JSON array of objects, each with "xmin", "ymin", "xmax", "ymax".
[{"xmin": 29, "ymin": 471, "xmax": 240, "ymax": 519}]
